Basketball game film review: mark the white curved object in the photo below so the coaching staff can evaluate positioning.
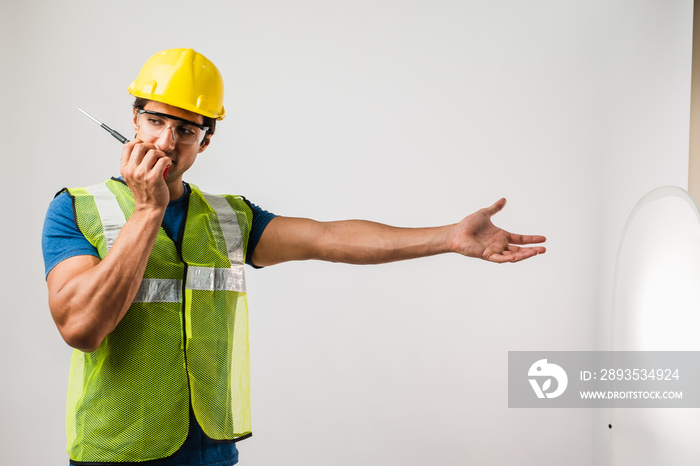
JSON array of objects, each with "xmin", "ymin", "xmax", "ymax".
[{"xmin": 611, "ymin": 186, "xmax": 700, "ymax": 465}]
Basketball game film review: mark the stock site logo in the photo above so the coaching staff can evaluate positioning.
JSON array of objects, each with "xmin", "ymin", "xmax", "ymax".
[{"xmin": 528, "ymin": 359, "xmax": 568, "ymax": 399}]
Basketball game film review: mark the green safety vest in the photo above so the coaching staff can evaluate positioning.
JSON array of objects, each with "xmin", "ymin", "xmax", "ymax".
[{"xmin": 65, "ymin": 178, "xmax": 253, "ymax": 463}]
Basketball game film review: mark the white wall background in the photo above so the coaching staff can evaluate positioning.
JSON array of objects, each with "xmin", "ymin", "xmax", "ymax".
[{"xmin": 0, "ymin": 1, "xmax": 692, "ymax": 465}]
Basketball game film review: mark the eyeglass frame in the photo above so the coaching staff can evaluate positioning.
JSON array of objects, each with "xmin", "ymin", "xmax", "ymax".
[{"xmin": 135, "ymin": 109, "xmax": 210, "ymax": 144}]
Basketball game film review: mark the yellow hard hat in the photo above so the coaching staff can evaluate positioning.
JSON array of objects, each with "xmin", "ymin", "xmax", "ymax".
[{"xmin": 128, "ymin": 48, "xmax": 225, "ymax": 120}]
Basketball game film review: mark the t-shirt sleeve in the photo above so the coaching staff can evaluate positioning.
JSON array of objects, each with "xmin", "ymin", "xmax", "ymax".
[
  {"xmin": 243, "ymin": 198, "xmax": 277, "ymax": 267},
  {"xmin": 42, "ymin": 191, "xmax": 100, "ymax": 278}
]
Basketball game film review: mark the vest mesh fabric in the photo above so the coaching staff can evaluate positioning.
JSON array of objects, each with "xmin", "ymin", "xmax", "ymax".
[
  {"xmin": 183, "ymin": 192, "xmax": 252, "ymax": 440},
  {"xmin": 65, "ymin": 179, "xmax": 253, "ymax": 463}
]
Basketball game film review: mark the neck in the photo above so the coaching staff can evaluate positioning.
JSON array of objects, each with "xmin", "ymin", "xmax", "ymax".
[{"xmin": 167, "ymin": 178, "xmax": 185, "ymax": 201}]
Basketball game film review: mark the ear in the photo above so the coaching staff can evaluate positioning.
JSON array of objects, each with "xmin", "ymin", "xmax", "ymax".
[
  {"xmin": 198, "ymin": 134, "xmax": 212, "ymax": 153},
  {"xmin": 132, "ymin": 107, "xmax": 139, "ymax": 132}
]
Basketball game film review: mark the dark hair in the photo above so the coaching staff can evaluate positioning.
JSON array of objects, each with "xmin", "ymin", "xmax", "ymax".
[{"xmin": 132, "ymin": 97, "xmax": 217, "ymax": 138}]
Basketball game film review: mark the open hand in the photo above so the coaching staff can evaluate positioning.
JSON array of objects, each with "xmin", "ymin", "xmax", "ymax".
[{"xmin": 452, "ymin": 198, "xmax": 546, "ymax": 263}]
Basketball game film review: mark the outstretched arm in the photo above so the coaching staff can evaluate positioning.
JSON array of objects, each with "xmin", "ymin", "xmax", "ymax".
[{"xmin": 251, "ymin": 198, "xmax": 545, "ymax": 267}]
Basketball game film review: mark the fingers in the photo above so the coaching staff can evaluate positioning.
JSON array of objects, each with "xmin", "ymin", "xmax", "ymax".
[
  {"xmin": 120, "ymin": 140, "xmax": 172, "ymax": 209},
  {"xmin": 480, "ymin": 199, "xmax": 546, "ymax": 245},
  {"xmin": 120, "ymin": 139, "xmax": 140, "ymax": 171},
  {"xmin": 507, "ymin": 233, "xmax": 547, "ymax": 245},
  {"xmin": 481, "ymin": 198, "xmax": 507, "ymax": 217},
  {"xmin": 150, "ymin": 156, "xmax": 172, "ymax": 180},
  {"xmin": 485, "ymin": 243, "xmax": 546, "ymax": 263},
  {"xmin": 488, "ymin": 247, "xmax": 545, "ymax": 263},
  {"xmin": 121, "ymin": 139, "xmax": 171, "ymax": 181},
  {"xmin": 469, "ymin": 197, "xmax": 547, "ymax": 263}
]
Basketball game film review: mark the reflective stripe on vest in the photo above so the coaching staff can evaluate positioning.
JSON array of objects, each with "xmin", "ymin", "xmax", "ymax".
[
  {"xmin": 85, "ymin": 183, "xmax": 247, "ymax": 299},
  {"xmin": 136, "ymin": 266, "xmax": 246, "ymax": 302},
  {"xmin": 66, "ymin": 179, "xmax": 253, "ymax": 463},
  {"xmin": 84, "ymin": 182, "xmax": 126, "ymax": 252},
  {"xmin": 133, "ymin": 278, "xmax": 181, "ymax": 302}
]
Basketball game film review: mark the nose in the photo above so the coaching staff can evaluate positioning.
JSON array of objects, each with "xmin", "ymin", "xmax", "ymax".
[{"xmin": 155, "ymin": 125, "xmax": 176, "ymax": 152}]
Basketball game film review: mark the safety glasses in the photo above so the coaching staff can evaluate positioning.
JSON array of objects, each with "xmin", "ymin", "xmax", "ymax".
[{"xmin": 136, "ymin": 109, "xmax": 209, "ymax": 145}]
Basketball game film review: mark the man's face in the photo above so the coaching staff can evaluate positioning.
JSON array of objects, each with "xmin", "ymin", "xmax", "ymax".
[{"xmin": 131, "ymin": 101, "xmax": 211, "ymax": 183}]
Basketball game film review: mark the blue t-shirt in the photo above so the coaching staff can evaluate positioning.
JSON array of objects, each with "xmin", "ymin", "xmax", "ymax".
[
  {"xmin": 42, "ymin": 181, "xmax": 276, "ymax": 277},
  {"xmin": 42, "ymin": 180, "xmax": 276, "ymax": 466}
]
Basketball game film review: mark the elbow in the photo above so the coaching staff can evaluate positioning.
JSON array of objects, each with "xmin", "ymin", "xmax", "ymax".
[
  {"xmin": 61, "ymin": 330, "xmax": 103, "ymax": 353},
  {"xmin": 71, "ymin": 339, "xmax": 102, "ymax": 354},
  {"xmin": 50, "ymin": 296, "xmax": 111, "ymax": 353},
  {"xmin": 62, "ymin": 330, "xmax": 104, "ymax": 353},
  {"xmin": 56, "ymin": 320, "xmax": 106, "ymax": 353}
]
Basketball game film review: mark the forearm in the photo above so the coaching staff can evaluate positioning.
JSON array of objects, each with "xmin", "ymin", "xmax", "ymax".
[
  {"xmin": 317, "ymin": 220, "xmax": 457, "ymax": 264},
  {"xmin": 49, "ymin": 206, "xmax": 165, "ymax": 351},
  {"xmin": 253, "ymin": 217, "xmax": 458, "ymax": 266}
]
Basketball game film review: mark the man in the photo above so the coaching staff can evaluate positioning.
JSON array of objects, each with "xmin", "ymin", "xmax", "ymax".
[{"xmin": 43, "ymin": 48, "xmax": 546, "ymax": 466}]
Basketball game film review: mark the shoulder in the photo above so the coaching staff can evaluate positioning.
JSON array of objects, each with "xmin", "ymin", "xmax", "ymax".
[
  {"xmin": 45, "ymin": 189, "xmax": 76, "ymax": 225},
  {"xmin": 42, "ymin": 189, "xmax": 100, "ymax": 277},
  {"xmin": 243, "ymin": 198, "xmax": 276, "ymax": 225}
]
